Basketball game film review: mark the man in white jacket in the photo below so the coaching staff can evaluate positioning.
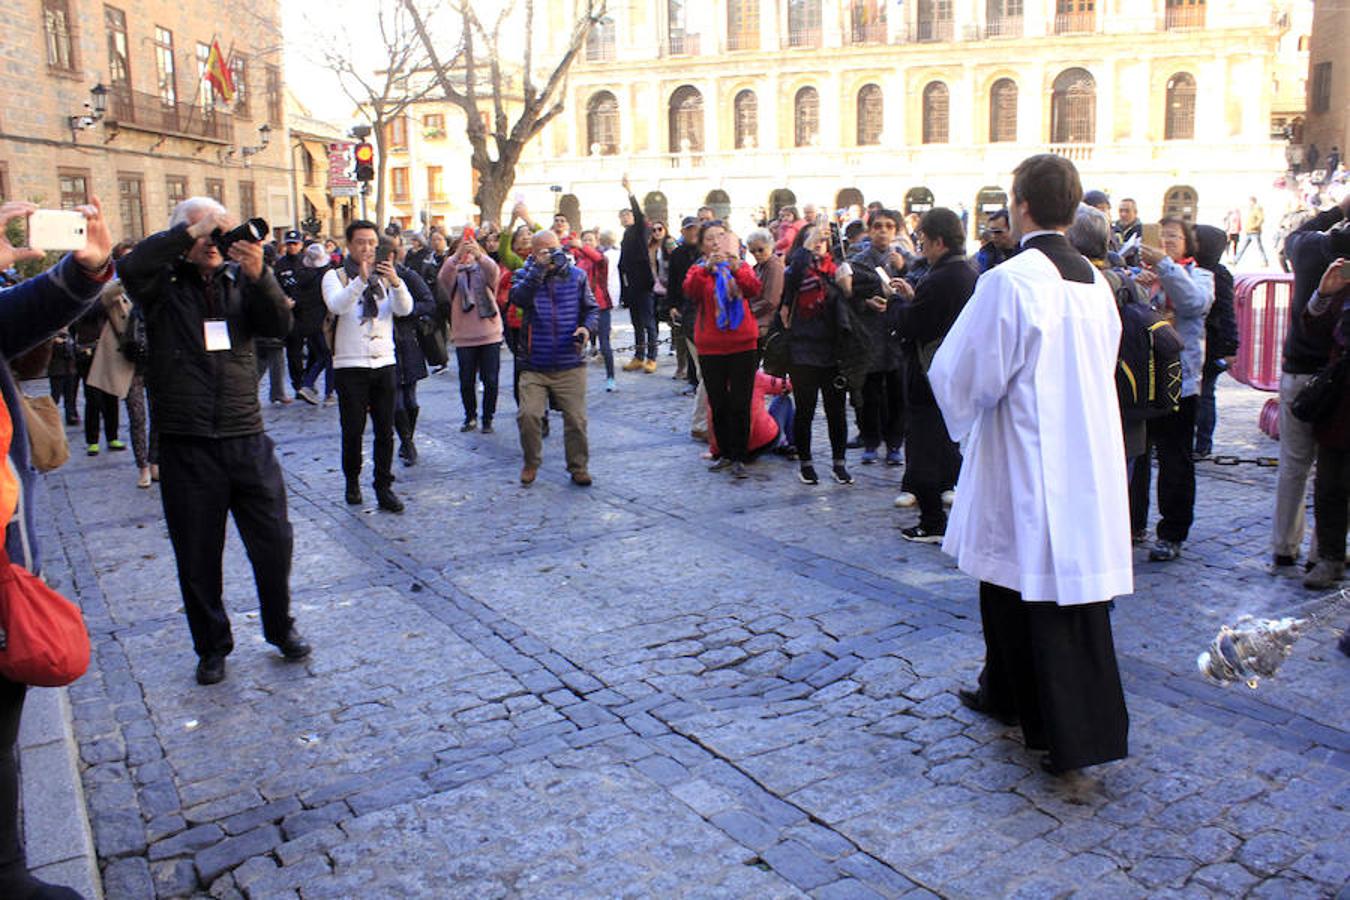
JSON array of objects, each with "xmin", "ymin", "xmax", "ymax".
[
  {"xmin": 928, "ymin": 154, "xmax": 1132, "ymax": 775},
  {"xmin": 322, "ymin": 220, "xmax": 413, "ymax": 512}
]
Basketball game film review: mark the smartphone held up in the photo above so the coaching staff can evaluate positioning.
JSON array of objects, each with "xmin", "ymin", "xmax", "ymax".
[{"xmin": 27, "ymin": 209, "xmax": 88, "ymax": 252}]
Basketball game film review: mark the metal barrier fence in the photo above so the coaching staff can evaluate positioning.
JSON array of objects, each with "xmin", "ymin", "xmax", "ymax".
[{"xmin": 1230, "ymin": 273, "xmax": 1294, "ymax": 393}]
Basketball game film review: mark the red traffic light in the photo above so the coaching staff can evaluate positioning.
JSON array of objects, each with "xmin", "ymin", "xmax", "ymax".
[{"xmin": 353, "ymin": 142, "xmax": 374, "ymax": 164}]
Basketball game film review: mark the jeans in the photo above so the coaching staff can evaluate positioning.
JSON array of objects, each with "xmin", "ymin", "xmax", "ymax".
[
  {"xmin": 335, "ymin": 365, "xmax": 397, "ymax": 488},
  {"xmin": 159, "ymin": 433, "xmax": 295, "ymax": 657},
  {"xmin": 1235, "ymin": 231, "xmax": 1268, "ymax": 267},
  {"xmin": 285, "ymin": 330, "xmax": 306, "ymax": 392},
  {"xmin": 860, "ymin": 369, "xmax": 905, "ymax": 452},
  {"xmin": 456, "ymin": 343, "xmax": 501, "ymax": 425},
  {"xmin": 700, "ymin": 350, "xmax": 757, "ymax": 462},
  {"xmin": 300, "ymin": 333, "xmax": 332, "ymax": 397},
  {"xmin": 628, "ymin": 291, "xmax": 658, "ymax": 361},
  {"xmin": 83, "ymin": 383, "xmax": 119, "ymax": 447},
  {"xmin": 597, "ymin": 309, "xmax": 615, "ymax": 379},
  {"xmin": 1193, "ymin": 362, "xmax": 1222, "ymax": 455},
  {"xmin": 789, "ymin": 364, "xmax": 848, "ymax": 463},
  {"xmin": 1274, "ymin": 372, "xmax": 1318, "ymax": 559},
  {"xmin": 49, "ymin": 373, "xmax": 78, "ymax": 423},
  {"xmin": 256, "ymin": 343, "xmax": 288, "ymax": 402},
  {"xmin": 517, "ymin": 366, "xmax": 588, "ymax": 473}
]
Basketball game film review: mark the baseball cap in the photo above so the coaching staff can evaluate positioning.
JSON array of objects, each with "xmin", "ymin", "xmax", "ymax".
[
  {"xmin": 681, "ymin": 216, "xmax": 699, "ymax": 229},
  {"xmin": 1083, "ymin": 190, "xmax": 1110, "ymax": 208},
  {"xmin": 283, "ymin": 230, "xmax": 303, "ymax": 243}
]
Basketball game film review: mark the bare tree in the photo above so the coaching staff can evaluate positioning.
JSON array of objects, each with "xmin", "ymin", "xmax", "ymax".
[
  {"xmin": 402, "ymin": 0, "xmax": 606, "ymax": 226},
  {"xmin": 311, "ymin": 2, "xmax": 441, "ymax": 225}
]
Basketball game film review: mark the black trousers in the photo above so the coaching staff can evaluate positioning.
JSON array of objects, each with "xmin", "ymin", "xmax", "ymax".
[
  {"xmin": 789, "ymin": 363, "xmax": 847, "ymax": 463},
  {"xmin": 335, "ymin": 365, "xmax": 397, "ymax": 488},
  {"xmin": 860, "ymin": 369, "xmax": 905, "ymax": 452},
  {"xmin": 1314, "ymin": 442, "xmax": 1350, "ymax": 563},
  {"xmin": 700, "ymin": 350, "xmax": 757, "ymax": 463},
  {"xmin": 1148, "ymin": 395, "xmax": 1198, "ymax": 543},
  {"xmin": 84, "ymin": 383, "xmax": 119, "ymax": 446},
  {"xmin": 159, "ymin": 433, "xmax": 295, "ymax": 658},
  {"xmin": 0, "ymin": 677, "xmax": 25, "ymax": 881},
  {"xmin": 906, "ymin": 403, "xmax": 961, "ymax": 532},
  {"xmin": 49, "ymin": 373, "xmax": 78, "ymax": 422},
  {"xmin": 976, "ymin": 582, "xmax": 1129, "ymax": 771},
  {"xmin": 456, "ymin": 344, "xmax": 501, "ymax": 425}
]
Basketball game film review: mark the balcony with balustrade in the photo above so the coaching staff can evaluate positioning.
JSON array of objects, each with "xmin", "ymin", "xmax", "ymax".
[
  {"xmin": 105, "ymin": 87, "xmax": 233, "ymax": 143},
  {"xmin": 783, "ymin": 28, "xmax": 822, "ymax": 49},
  {"xmin": 1054, "ymin": 10, "xmax": 1096, "ymax": 34},
  {"xmin": 847, "ymin": 21, "xmax": 888, "ymax": 45},
  {"xmin": 984, "ymin": 15, "xmax": 1023, "ymax": 38},
  {"xmin": 1165, "ymin": 4, "xmax": 1205, "ymax": 30},
  {"xmin": 914, "ymin": 18, "xmax": 955, "ymax": 42},
  {"xmin": 668, "ymin": 33, "xmax": 701, "ymax": 56},
  {"xmin": 726, "ymin": 30, "xmax": 759, "ymax": 51}
]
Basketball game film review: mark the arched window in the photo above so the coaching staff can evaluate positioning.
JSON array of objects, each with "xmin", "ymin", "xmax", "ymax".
[
  {"xmin": 727, "ymin": 0, "xmax": 760, "ymax": 50},
  {"xmin": 922, "ymin": 82, "xmax": 949, "ymax": 145},
  {"xmin": 705, "ymin": 189, "xmax": 731, "ymax": 220},
  {"xmin": 794, "ymin": 86, "xmax": 819, "ymax": 147},
  {"xmin": 668, "ymin": 85, "xmax": 704, "ymax": 153},
  {"xmin": 559, "ymin": 195, "xmax": 581, "ymax": 232},
  {"xmin": 905, "ymin": 187, "xmax": 935, "ymax": 215},
  {"xmin": 1051, "ymin": 68, "xmax": 1095, "ymax": 144},
  {"xmin": 643, "ymin": 191, "xmax": 669, "ymax": 225},
  {"xmin": 836, "ymin": 188, "xmax": 865, "ymax": 212},
  {"xmin": 857, "ymin": 84, "xmax": 883, "ymax": 146},
  {"xmin": 585, "ymin": 17, "xmax": 615, "ymax": 62},
  {"xmin": 586, "ymin": 91, "xmax": 619, "ymax": 155},
  {"xmin": 1163, "ymin": 185, "xmax": 1198, "ymax": 222},
  {"xmin": 734, "ymin": 90, "xmax": 758, "ymax": 149},
  {"xmin": 1165, "ymin": 72, "xmax": 1196, "ymax": 141},
  {"xmin": 788, "ymin": 0, "xmax": 822, "ymax": 47},
  {"xmin": 989, "ymin": 78, "xmax": 1018, "ymax": 143},
  {"xmin": 769, "ymin": 188, "xmax": 797, "ymax": 219}
]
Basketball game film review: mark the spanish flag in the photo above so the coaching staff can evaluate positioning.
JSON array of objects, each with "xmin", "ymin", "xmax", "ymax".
[{"xmin": 203, "ymin": 40, "xmax": 235, "ymax": 105}]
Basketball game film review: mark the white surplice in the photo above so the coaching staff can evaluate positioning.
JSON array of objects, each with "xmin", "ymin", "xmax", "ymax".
[{"xmin": 928, "ymin": 247, "xmax": 1133, "ymax": 606}]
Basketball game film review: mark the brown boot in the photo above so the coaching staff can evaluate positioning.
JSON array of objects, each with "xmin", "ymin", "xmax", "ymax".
[{"xmin": 520, "ymin": 465, "xmax": 538, "ymax": 485}]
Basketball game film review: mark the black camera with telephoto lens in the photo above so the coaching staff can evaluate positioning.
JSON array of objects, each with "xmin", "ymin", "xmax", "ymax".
[{"xmin": 212, "ymin": 218, "xmax": 269, "ymax": 253}]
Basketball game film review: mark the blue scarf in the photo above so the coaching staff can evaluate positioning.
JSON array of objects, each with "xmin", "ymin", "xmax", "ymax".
[{"xmin": 713, "ymin": 261, "xmax": 743, "ymax": 332}]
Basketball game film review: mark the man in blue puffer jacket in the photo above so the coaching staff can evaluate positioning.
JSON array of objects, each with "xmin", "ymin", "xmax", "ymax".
[{"xmin": 509, "ymin": 230, "xmax": 599, "ymax": 487}]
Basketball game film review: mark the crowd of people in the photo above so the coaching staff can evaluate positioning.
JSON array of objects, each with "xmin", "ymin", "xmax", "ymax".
[{"xmin": 1, "ymin": 154, "xmax": 1348, "ymax": 899}]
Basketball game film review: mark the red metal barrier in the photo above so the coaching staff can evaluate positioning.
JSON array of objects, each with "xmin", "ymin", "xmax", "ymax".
[{"xmin": 1230, "ymin": 273, "xmax": 1294, "ymax": 393}]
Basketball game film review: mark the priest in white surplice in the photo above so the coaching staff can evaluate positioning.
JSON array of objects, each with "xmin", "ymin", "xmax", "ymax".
[{"xmin": 928, "ymin": 154, "xmax": 1132, "ymax": 775}]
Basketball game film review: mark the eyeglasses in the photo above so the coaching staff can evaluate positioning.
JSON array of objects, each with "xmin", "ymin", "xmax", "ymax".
[
  {"xmin": 988, "ymin": 228, "xmax": 1008, "ymax": 235},
  {"xmin": 652, "ymin": 226, "xmax": 665, "ymax": 232}
]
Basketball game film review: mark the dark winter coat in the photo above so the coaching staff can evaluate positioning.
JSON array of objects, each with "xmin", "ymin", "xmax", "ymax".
[
  {"xmin": 1194, "ymin": 225, "xmax": 1239, "ymax": 363},
  {"xmin": 896, "ymin": 252, "xmax": 978, "ymax": 407},
  {"xmin": 1283, "ymin": 207, "xmax": 1350, "ymax": 374},
  {"xmin": 618, "ymin": 194, "xmax": 654, "ymax": 303},
  {"xmin": 118, "ymin": 224, "xmax": 292, "ymax": 439},
  {"xmin": 393, "ymin": 262, "xmax": 436, "ymax": 385}
]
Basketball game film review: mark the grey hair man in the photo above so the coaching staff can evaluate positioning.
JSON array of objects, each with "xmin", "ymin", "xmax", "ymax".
[{"xmin": 118, "ymin": 197, "xmax": 310, "ymax": 685}]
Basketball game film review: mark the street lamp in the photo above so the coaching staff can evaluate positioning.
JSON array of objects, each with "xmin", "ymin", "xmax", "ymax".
[{"xmin": 68, "ymin": 82, "xmax": 109, "ymax": 142}]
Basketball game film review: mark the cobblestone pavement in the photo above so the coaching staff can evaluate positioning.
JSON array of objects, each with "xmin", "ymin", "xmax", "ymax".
[{"xmin": 33, "ymin": 334, "xmax": 1349, "ymax": 899}]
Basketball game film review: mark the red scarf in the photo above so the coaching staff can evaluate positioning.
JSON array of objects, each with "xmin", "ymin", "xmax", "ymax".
[{"xmin": 795, "ymin": 255, "xmax": 837, "ymax": 321}]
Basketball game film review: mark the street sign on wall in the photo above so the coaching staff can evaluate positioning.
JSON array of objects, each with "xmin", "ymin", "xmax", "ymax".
[{"xmin": 328, "ymin": 142, "xmax": 359, "ymax": 196}]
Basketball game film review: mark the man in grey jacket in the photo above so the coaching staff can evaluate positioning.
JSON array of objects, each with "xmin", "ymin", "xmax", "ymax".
[{"xmin": 1134, "ymin": 217, "xmax": 1215, "ymax": 562}]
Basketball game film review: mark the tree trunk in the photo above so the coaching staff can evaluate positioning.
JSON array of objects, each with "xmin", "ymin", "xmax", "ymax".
[
  {"xmin": 374, "ymin": 126, "xmax": 388, "ymax": 228},
  {"xmin": 475, "ymin": 163, "xmax": 514, "ymax": 227}
]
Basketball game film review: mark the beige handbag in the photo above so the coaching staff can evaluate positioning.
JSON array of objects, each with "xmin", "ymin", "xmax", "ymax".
[{"xmin": 18, "ymin": 394, "xmax": 70, "ymax": 473}]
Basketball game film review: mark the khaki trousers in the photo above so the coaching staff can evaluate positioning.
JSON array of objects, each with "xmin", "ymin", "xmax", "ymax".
[{"xmin": 518, "ymin": 366, "xmax": 589, "ymax": 474}]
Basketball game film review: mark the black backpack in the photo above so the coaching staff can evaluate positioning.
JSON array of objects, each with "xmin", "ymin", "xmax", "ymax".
[{"xmin": 1103, "ymin": 269, "xmax": 1183, "ymax": 420}]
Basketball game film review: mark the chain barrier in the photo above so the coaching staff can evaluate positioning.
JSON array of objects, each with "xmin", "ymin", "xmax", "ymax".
[{"xmin": 1203, "ymin": 455, "xmax": 1280, "ymax": 469}]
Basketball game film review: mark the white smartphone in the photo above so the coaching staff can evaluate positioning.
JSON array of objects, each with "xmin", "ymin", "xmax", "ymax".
[
  {"xmin": 874, "ymin": 266, "xmax": 895, "ymax": 297},
  {"xmin": 28, "ymin": 210, "xmax": 87, "ymax": 251}
]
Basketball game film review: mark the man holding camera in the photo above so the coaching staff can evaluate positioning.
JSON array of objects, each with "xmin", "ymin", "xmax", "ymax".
[
  {"xmin": 119, "ymin": 198, "xmax": 310, "ymax": 686},
  {"xmin": 322, "ymin": 220, "xmax": 414, "ymax": 512},
  {"xmin": 508, "ymin": 230, "xmax": 598, "ymax": 486}
]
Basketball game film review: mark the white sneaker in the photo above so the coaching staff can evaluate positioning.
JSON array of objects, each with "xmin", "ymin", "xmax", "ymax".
[
  {"xmin": 942, "ymin": 490, "xmax": 956, "ymax": 507},
  {"xmin": 894, "ymin": 492, "xmax": 917, "ymax": 508}
]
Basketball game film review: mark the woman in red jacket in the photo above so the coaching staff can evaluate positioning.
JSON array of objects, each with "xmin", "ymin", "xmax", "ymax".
[
  {"xmin": 571, "ymin": 229, "xmax": 615, "ymax": 391},
  {"xmin": 684, "ymin": 222, "xmax": 762, "ymax": 478}
]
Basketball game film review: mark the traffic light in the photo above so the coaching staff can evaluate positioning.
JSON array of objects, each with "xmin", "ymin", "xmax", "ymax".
[{"xmin": 353, "ymin": 142, "xmax": 375, "ymax": 182}]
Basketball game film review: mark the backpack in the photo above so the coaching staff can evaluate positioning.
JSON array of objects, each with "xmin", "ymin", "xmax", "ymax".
[{"xmin": 1103, "ymin": 269, "xmax": 1183, "ymax": 420}]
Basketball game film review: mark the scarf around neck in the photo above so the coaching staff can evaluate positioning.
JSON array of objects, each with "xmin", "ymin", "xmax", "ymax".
[
  {"xmin": 455, "ymin": 262, "xmax": 496, "ymax": 319},
  {"xmin": 343, "ymin": 255, "xmax": 384, "ymax": 321},
  {"xmin": 712, "ymin": 261, "xmax": 743, "ymax": 332}
]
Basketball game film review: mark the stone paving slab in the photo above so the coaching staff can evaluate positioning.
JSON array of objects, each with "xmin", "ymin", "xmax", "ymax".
[{"xmin": 23, "ymin": 349, "xmax": 1350, "ymax": 897}]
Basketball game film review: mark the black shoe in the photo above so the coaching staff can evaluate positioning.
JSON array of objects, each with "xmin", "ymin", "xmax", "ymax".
[
  {"xmin": 798, "ymin": 465, "xmax": 819, "ymax": 485},
  {"xmin": 402, "ymin": 441, "xmax": 418, "ymax": 466},
  {"xmin": 345, "ymin": 481, "xmax": 362, "ymax": 505},
  {"xmin": 276, "ymin": 630, "xmax": 312, "ymax": 661},
  {"xmin": 196, "ymin": 654, "xmax": 226, "ymax": 685},
  {"xmin": 708, "ymin": 458, "xmax": 733, "ymax": 472},
  {"xmin": 376, "ymin": 486, "xmax": 405, "ymax": 513},
  {"xmin": 831, "ymin": 464, "xmax": 854, "ymax": 485},
  {"xmin": 901, "ymin": 525, "xmax": 944, "ymax": 544},
  {"xmin": 481, "ymin": 421, "xmax": 494, "ymax": 435},
  {"xmin": 460, "ymin": 419, "xmax": 477, "ymax": 433},
  {"xmin": 1040, "ymin": 755, "xmax": 1073, "ymax": 777},
  {"xmin": 1272, "ymin": 554, "xmax": 1297, "ymax": 568},
  {"xmin": 958, "ymin": 688, "xmax": 1017, "ymax": 726}
]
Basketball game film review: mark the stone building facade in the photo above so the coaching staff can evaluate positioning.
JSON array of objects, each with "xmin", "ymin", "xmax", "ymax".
[
  {"xmin": 1303, "ymin": 0, "xmax": 1347, "ymax": 167},
  {"xmin": 492, "ymin": 0, "xmax": 1305, "ymax": 232},
  {"xmin": 1, "ymin": 0, "xmax": 291, "ymax": 242}
]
